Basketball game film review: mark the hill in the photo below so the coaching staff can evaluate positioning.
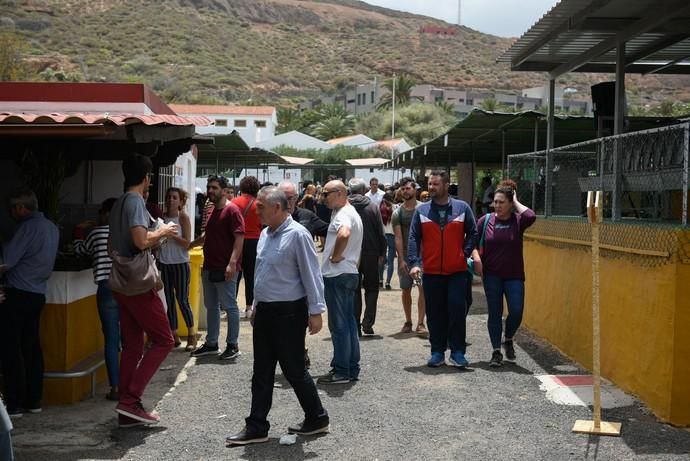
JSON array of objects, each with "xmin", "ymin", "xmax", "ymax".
[{"xmin": 1, "ymin": 0, "xmax": 689, "ymax": 105}]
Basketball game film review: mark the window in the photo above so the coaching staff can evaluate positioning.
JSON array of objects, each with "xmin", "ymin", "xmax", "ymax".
[
  {"xmin": 215, "ymin": 119, "xmax": 227, "ymax": 127},
  {"xmin": 357, "ymin": 94, "xmax": 361, "ymax": 105},
  {"xmin": 255, "ymin": 120, "xmax": 267, "ymax": 128},
  {"xmin": 371, "ymin": 91, "xmax": 375, "ymax": 104},
  {"xmin": 234, "ymin": 119, "xmax": 247, "ymax": 128}
]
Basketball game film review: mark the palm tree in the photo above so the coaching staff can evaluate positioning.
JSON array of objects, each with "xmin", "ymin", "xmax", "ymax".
[
  {"xmin": 376, "ymin": 73, "xmax": 422, "ymax": 110},
  {"xmin": 435, "ymin": 100, "xmax": 456, "ymax": 115},
  {"xmin": 308, "ymin": 103, "xmax": 356, "ymax": 139},
  {"xmin": 479, "ymin": 98, "xmax": 498, "ymax": 111},
  {"xmin": 310, "ymin": 115, "xmax": 355, "ymax": 140},
  {"xmin": 276, "ymin": 107, "xmax": 303, "ymax": 134}
]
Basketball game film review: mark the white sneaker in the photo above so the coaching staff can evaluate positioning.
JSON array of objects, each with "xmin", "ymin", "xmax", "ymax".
[{"xmin": 244, "ymin": 308, "xmax": 253, "ymax": 319}]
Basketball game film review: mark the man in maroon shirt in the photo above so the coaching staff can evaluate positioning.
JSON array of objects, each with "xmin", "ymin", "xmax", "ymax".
[{"xmin": 189, "ymin": 175, "xmax": 245, "ymax": 360}]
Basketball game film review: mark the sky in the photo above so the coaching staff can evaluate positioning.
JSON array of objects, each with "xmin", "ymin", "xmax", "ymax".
[{"xmin": 361, "ymin": 0, "xmax": 558, "ymax": 38}]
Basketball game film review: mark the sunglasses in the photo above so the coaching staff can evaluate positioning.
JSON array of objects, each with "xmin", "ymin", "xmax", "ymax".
[{"xmin": 321, "ymin": 189, "xmax": 340, "ymax": 197}]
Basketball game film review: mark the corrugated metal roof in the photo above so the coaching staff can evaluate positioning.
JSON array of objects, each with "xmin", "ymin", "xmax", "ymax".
[
  {"xmin": 0, "ymin": 112, "xmax": 211, "ymax": 127},
  {"xmin": 169, "ymin": 104, "xmax": 275, "ymax": 116},
  {"xmin": 279, "ymin": 155, "xmax": 315, "ymax": 165},
  {"xmin": 345, "ymin": 158, "xmax": 389, "ymax": 167},
  {"xmin": 498, "ymin": 0, "xmax": 690, "ymax": 75}
]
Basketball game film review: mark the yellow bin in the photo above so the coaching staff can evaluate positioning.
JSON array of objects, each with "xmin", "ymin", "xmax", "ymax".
[{"xmin": 176, "ymin": 248, "xmax": 203, "ymax": 337}]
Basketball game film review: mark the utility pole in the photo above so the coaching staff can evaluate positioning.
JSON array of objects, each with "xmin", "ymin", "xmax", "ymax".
[
  {"xmin": 457, "ymin": 0, "xmax": 462, "ymax": 26},
  {"xmin": 391, "ymin": 73, "xmax": 396, "ymax": 139}
]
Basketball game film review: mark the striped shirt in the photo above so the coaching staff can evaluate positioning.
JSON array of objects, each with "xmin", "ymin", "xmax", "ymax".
[{"xmin": 74, "ymin": 225, "xmax": 112, "ymax": 283}]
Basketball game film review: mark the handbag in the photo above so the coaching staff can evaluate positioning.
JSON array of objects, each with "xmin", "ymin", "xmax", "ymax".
[
  {"xmin": 110, "ymin": 248, "xmax": 161, "ymax": 295},
  {"xmin": 109, "ymin": 194, "xmax": 162, "ymax": 295},
  {"xmin": 467, "ymin": 213, "xmax": 492, "ymax": 276}
]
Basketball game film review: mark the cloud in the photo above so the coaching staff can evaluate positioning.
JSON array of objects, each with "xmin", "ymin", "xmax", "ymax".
[{"xmin": 361, "ymin": 0, "xmax": 556, "ymax": 37}]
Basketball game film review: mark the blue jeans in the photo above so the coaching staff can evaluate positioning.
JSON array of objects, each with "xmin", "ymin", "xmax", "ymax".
[
  {"xmin": 482, "ymin": 274, "xmax": 525, "ymax": 350},
  {"xmin": 201, "ymin": 269, "xmax": 240, "ymax": 346},
  {"xmin": 378, "ymin": 234, "xmax": 396, "ymax": 285},
  {"xmin": 324, "ymin": 273, "xmax": 360, "ymax": 379},
  {"xmin": 97, "ymin": 280, "xmax": 120, "ymax": 388},
  {"xmin": 422, "ymin": 272, "xmax": 467, "ymax": 354}
]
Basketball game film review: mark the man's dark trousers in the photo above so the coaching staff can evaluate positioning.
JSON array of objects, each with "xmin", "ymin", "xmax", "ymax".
[
  {"xmin": 422, "ymin": 272, "xmax": 468, "ymax": 354},
  {"xmin": 246, "ymin": 298, "xmax": 327, "ymax": 434},
  {"xmin": 0, "ymin": 287, "xmax": 45, "ymax": 411},
  {"xmin": 354, "ymin": 253, "xmax": 380, "ymax": 331}
]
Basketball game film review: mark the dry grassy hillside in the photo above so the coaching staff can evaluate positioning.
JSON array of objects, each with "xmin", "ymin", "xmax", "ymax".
[{"xmin": 1, "ymin": 0, "xmax": 689, "ymax": 104}]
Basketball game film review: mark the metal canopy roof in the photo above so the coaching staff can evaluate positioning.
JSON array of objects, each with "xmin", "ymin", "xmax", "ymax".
[
  {"xmin": 196, "ymin": 131, "xmax": 290, "ymax": 173},
  {"xmin": 386, "ymin": 109, "xmax": 680, "ymax": 169},
  {"xmin": 498, "ymin": 0, "xmax": 690, "ymax": 76}
]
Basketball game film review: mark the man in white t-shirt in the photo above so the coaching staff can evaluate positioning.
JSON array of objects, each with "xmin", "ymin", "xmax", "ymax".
[
  {"xmin": 319, "ymin": 180, "xmax": 363, "ymax": 385},
  {"xmin": 364, "ymin": 177, "xmax": 385, "ymax": 206}
]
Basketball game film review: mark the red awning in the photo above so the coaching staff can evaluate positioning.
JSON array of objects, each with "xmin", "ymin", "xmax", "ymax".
[{"xmin": 0, "ymin": 112, "xmax": 212, "ymax": 127}]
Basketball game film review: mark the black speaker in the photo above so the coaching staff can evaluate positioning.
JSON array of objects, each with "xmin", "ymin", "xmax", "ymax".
[
  {"xmin": 591, "ymin": 81, "xmax": 624, "ymax": 135},
  {"xmin": 591, "ymin": 81, "xmax": 616, "ymax": 117}
]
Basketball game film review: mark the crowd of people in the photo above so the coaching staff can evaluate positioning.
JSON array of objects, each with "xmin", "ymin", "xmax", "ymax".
[{"xmin": 0, "ymin": 154, "xmax": 535, "ymax": 454}]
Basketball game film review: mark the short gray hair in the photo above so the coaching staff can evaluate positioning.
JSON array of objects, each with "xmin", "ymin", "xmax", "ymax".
[
  {"xmin": 9, "ymin": 186, "xmax": 39, "ymax": 211},
  {"xmin": 278, "ymin": 181, "xmax": 297, "ymax": 195},
  {"xmin": 348, "ymin": 178, "xmax": 367, "ymax": 195},
  {"xmin": 258, "ymin": 186, "xmax": 288, "ymax": 211}
]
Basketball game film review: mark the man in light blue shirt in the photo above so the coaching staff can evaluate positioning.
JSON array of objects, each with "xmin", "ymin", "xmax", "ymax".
[
  {"xmin": 0, "ymin": 187, "xmax": 59, "ymax": 418},
  {"xmin": 227, "ymin": 186, "xmax": 329, "ymax": 446}
]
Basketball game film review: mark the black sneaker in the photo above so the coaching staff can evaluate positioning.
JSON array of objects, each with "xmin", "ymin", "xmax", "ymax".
[
  {"xmin": 288, "ymin": 416, "xmax": 330, "ymax": 435},
  {"xmin": 190, "ymin": 342, "xmax": 219, "ymax": 357},
  {"xmin": 317, "ymin": 372, "xmax": 350, "ymax": 385},
  {"xmin": 219, "ymin": 344, "xmax": 241, "ymax": 360},
  {"xmin": 226, "ymin": 427, "xmax": 268, "ymax": 446},
  {"xmin": 503, "ymin": 340, "xmax": 516, "ymax": 362},
  {"xmin": 489, "ymin": 349, "xmax": 503, "ymax": 367},
  {"xmin": 385, "ymin": 283, "xmax": 392, "ymax": 290},
  {"xmin": 7, "ymin": 408, "xmax": 23, "ymax": 419},
  {"xmin": 362, "ymin": 325, "xmax": 374, "ymax": 335}
]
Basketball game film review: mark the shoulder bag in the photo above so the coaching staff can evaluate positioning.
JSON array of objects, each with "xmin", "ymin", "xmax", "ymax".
[{"xmin": 109, "ymin": 194, "xmax": 162, "ymax": 295}]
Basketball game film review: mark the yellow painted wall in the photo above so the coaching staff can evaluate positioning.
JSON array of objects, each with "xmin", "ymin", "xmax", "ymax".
[
  {"xmin": 41, "ymin": 295, "xmax": 107, "ymax": 405},
  {"xmin": 523, "ymin": 224, "xmax": 690, "ymax": 426}
]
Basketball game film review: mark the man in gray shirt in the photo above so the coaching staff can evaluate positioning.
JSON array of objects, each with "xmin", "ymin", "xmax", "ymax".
[
  {"xmin": 109, "ymin": 154, "xmax": 178, "ymax": 427},
  {"xmin": 227, "ymin": 186, "xmax": 328, "ymax": 445}
]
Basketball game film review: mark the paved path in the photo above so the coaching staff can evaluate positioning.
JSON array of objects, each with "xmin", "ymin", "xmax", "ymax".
[{"xmin": 11, "ymin": 278, "xmax": 690, "ymax": 460}]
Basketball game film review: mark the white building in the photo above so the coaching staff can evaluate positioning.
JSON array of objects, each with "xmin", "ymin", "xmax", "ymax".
[
  {"xmin": 326, "ymin": 134, "xmax": 377, "ymax": 149},
  {"xmin": 170, "ymin": 104, "xmax": 277, "ymax": 145},
  {"xmin": 255, "ymin": 130, "xmax": 332, "ymax": 151}
]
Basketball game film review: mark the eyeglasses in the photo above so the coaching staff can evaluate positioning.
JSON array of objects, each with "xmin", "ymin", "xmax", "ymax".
[
  {"xmin": 285, "ymin": 195, "xmax": 298, "ymax": 202},
  {"xmin": 322, "ymin": 189, "xmax": 340, "ymax": 197}
]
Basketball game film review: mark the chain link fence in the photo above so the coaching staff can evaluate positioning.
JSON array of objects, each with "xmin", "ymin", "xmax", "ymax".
[
  {"xmin": 508, "ymin": 122, "xmax": 690, "ymax": 267},
  {"xmin": 509, "ymin": 122, "xmax": 690, "ymax": 224}
]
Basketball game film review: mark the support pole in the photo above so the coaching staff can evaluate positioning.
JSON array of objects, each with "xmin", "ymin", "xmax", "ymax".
[
  {"xmin": 572, "ymin": 190, "xmax": 621, "ymax": 437},
  {"xmin": 682, "ymin": 124, "xmax": 689, "ymax": 226},
  {"xmin": 612, "ymin": 42, "xmax": 626, "ymax": 221},
  {"xmin": 545, "ymin": 79, "xmax": 555, "ymax": 217},
  {"xmin": 501, "ymin": 129, "xmax": 506, "ymax": 180}
]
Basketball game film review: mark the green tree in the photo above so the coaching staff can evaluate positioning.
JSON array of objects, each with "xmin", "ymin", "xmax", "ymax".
[
  {"xmin": 309, "ymin": 104, "xmax": 355, "ymax": 140},
  {"xmin": 376, "ymin": 73, "xmax": 422, "ymax": 110},
  {"xmin": 276, "ymin": 107, "xmax": 305, "ymax": 134},
  {"xmin": 478, "ymin": 98, "xmax": 515, "ymax": 113},
  {"xmin": 0, "ymin": 31, "xmax": 27, "ymax": 81},
  {"xmin": 379, "ymin": 103, "xmax": 458, "ymax": 146},
  {"xmin": 434, "ymin": 100, "xmax": 456, "ymax": 115}
]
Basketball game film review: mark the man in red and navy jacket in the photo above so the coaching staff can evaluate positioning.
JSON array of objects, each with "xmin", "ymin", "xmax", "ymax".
[{"xmin": 407, "ymin": 170, "xmax": 477, "ymax": 368}]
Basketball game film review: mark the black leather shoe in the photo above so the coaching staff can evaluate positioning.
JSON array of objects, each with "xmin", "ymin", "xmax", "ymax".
[
  {"xmin": 226, "ymin": 427, "xmax": 269, "ymax": 445},
  {"xmin": 288, "ymin": 416, "xmax": 330, "ymax": 435}
]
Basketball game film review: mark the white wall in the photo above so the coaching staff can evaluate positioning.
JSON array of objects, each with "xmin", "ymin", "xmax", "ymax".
[
  {"xmin": 353, "ymin": 168, "xmax": 396, "ymax": 186},
  {"xmin": 184, "ymin": 113, "xmax": 277, "ymax": 146}
]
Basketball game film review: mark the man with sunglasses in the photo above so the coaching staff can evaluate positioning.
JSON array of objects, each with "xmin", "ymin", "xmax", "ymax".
[{"xmin": 318, "ymin": 180, "xmax": 363, "ymax": 384}]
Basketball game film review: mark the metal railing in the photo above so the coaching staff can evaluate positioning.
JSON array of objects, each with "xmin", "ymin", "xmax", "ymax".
[{"xmin": 508, "ymin": 122, "xmax": 690, "ymax": 224}]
